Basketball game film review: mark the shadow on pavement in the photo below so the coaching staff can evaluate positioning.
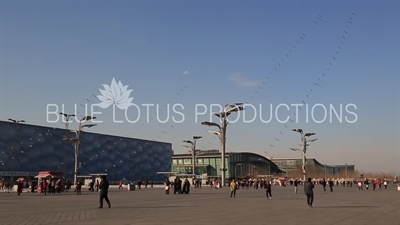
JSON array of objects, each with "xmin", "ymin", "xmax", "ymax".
[
  {"xmin": 313, "ymin": 205, "xmax": 377, "ymax": 209},
  {"xmin": 113, "ymin": 205, "xmax": 197, "ymax": 209}
]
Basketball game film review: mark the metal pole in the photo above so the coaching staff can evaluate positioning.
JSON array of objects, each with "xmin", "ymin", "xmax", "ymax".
[
  {"xmin": 74, "ymin": 123, "xmax": 82, "ymax": 185},
  {"xmin": 11, "ymin": 122, "xmax": 17, "ymax": 184},
  {"xmin": 325, "ymin": 164, "xmax": 327, "ymax": 180},
  {"xmin": 221, "ymin": 118, "xmax": 227, "ymax": 187},
  {"xmin": 74, "ymin": 141, "xmax": 78, "ymax": 185},
  {"xmin": 192, "ymin": 139, "xmax": 196, "ymax": 175},
  {"xmin": 63, "ymin": 118, "xmax": 69, "ymax": 182},
  {"xmin": 268, "ymin": 165, "xmax": 271, "ymax": 176},
  {"xmin": 302, "ymin": 136, "xmax": 307, "ymax": 181},
  {"xmin": 345, "ymin": 163, "xmax": 348, "ymax": 179}
]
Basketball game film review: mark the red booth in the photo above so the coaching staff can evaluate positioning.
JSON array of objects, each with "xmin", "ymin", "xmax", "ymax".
[{"xmin": 35, "ymin": 171, "xmax": 64, "ymax": 193}]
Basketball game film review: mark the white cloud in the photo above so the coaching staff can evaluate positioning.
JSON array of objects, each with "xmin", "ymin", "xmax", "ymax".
[
  {"xmin": 229, "ymin": 73, "xmax": 260, "ymax": 87},
  {"xmin": 183, "ymin": 71, "xmax": 189, "ymax": 75}
]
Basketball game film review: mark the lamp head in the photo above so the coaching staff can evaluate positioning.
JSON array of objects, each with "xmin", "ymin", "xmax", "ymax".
[
  {"xmin": 201, "ymin": 121, "xmax": 220, "ymax": 129},
  {"xmin": 225, "ymin": 103, "xmax": 244, "ymax": 107},
  {"xmin": 82, "ymin": 124, "xmax": 97, "ymax": 128},
  {"xmin": 304, "ymin": 132, "xmax": 316, "ymax": 137},
  {"xmin": 183, "ymin": 140, "xmax": 193, "ymax": 144},
  {"xmin": 193, "ymin": 136, "xmax": 202, "ymax": 140},
  {"xmin": 292, "ymin": 128, "xmax": 303, "ymax": 133},
  {"xmin": 226, "ymin": 106, "xmax": 244, "ymax": 113},
  {"xmin": 207, "ymin": 131, "xmax": 221, "ymax": 136},
  {"xmin": 81, "ymin": 116, "xmax": 96, "ymax": 121}
]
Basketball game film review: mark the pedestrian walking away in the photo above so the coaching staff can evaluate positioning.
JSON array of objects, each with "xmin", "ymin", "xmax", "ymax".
[
  {"xmin": 294, "ymin": 179, "xmax": 298, "ymax": 194},
  {"xmin": 98, "ymin": 175, "xmax": 111, "ymax": 208},
  {"xmin": 304, "ymin": 177, "xmax": 314, "ymax": 208},
  {"xmin": 265, "ymin": 181, "xmax": 272, "ymax": 199},
  {"xmin": 328, "ymin": 180, "xmax": 334, "ymax": 192}
]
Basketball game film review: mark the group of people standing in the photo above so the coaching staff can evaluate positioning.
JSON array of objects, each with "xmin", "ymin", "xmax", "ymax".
[
  {"xmin": 164, "ymin": 178, "xmax": 191, "ymax": 194},
  {"xmin": 228, "ymin": 179, "xmax": 273, "ymax": 199}
]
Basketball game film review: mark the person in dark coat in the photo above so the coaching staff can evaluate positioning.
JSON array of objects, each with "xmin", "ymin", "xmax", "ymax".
[
  {"xmin": 173, "ymin": 177, "xmax": 180, "ymax": 194},
  {"xmin": 328, "ymin": 180, "xmax": 334, "ymax": 192},
  {"xmin": 304, "ymin": 177, "xmax": 315, "ymax": 208},
  {"xmin": 182, "ymin": 179, "xmax": 190, "ymax": 194},
  {"xmin": 322, "ymin": 179, "xmax": 327, "ymax": 191},
  {"xmin": 98, "ymin": 175, "xmax": 111, "ymax": 208},
  {"xmin": 265, "ymin": 181, "xmax": 272, "ymax": 199}
]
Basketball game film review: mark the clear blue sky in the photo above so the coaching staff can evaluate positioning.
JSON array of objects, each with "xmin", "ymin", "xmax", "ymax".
[{"xmin": 1, "ymin": 1, "xmax": 398, "ymax": 173}]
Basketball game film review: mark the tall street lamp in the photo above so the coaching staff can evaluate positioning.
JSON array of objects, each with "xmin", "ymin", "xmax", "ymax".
[
  {"xmin": 291, "ymin": 128, "xmax": 317, "ymax": 181},
  {"xmin": 60, "ymin": 112, "xmax": 75, "ymax": 181},
  {"xmin": 183, "ymin": 136, "xmax": 202, "ymax": 176},
  {"xmin": 64, "ymin": 116, "xmax": 96, "ymax": 184},
  {"xmin": 201, "ymin": 103, "xmax": 244, "ymax": 187},
  {"xmin": 8, "ymin": 118, "xmax": 25, "ymax": 184},
  {"xmin": 265, "ymin": 151, "xmax": 271, "ymax": 176}
]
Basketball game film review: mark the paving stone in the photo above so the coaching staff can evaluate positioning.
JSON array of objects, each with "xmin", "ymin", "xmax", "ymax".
[{"xmin": 0, "ymin": 185, "xmax": 399, "ymax": 225}]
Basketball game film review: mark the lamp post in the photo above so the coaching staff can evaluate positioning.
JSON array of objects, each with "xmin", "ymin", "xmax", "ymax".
[
  {"xmin": 291, "ymin": 128, "xmax": 317, "ymax": 181},
  {"xmin": 345, "ymin": 163, "xmax": 348, "ymax": 179},
  {"xmin": 265, "ymin": 151, "xmax": 271, "ymax": 176},
  {"xmin": 64, "ymin": 116, "xmax": 96, "ymax": 184},
  {"xmin": 60, "ymin": 112, "xmax": 75, "ymax": 180},
  {"xmin": 183, "ymin": 136, "xmax": 202, "ymax": 176},
  {"xmin": 201, "ymin": 103, "xmax": 244, "ymax": 187},
  {"xmin": 8, "ymin": 118, "xmax": 25, "ymax": 184},
  {"xmin": 324, "ymin": 164, "xmax": 327, "ymax": 180}
]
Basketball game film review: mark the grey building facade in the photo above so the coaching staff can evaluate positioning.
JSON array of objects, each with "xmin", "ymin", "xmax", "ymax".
[
  {"xmin": 172, "ymin": 151, "xmax": 282, "ymax": 179},
  {"xmin": 271, "ymin": 158, "xmax": 355, "ymax": 177}
]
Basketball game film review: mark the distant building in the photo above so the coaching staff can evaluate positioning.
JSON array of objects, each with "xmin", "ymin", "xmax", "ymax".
[
  {"xmin": 172, "ymin": 150, "xmax": 282, "ymax": 179},
  {"xmin": 270, "ymin": 158, "xmax": 355, "ymax": 177},
  {"xmin": 0, "ymin": 120, "xmax": 172, "ymax": 181}
]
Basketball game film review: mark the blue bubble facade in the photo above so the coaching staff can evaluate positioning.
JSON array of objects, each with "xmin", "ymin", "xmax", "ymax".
[{"xmin": 0, "ymin": 121, "xmax": 172, "ymax": 181}]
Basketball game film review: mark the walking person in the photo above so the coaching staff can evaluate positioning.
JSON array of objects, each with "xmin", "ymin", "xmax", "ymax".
[
  {"xmin": 365, "ymin": 180, "xmax": 369, "ymax": 190},
  {"xmin": 294, "ymin": 179, "xmax": 298, "ymax": 194},
  {"xmin": 304, "ymin": 178, "xmax": 314, "ymax": 208},
  {"xmin": 230, "ymin": 179, "xmax": 237, "ymax": 197},
  {"xmin": 357, "ymin": 181, "xmax": 363, "ymax": 190},
  {"xmin": 265, "ymin": 181, "xmax": 272, "ymax": 199},
  {"xmin": 328, "ymin": 180, "xmax": 334, "ymax": 192},
  {"xmin": 98, "ymin": 175, "xmax": 111, "ymax": 208},
  {"xmin": 96, "ymin": 180, "xmax": 99, "ymax": 192},
  {"xmin": 383, "ymin": 180, "xmax": 388, "ymax": 189},
  {"xmin": 76, "ymin": 180, "xmax": 82, "ymax": 195},
  {"xmin": 17, "ymin": 180, "xmax": 23, "ymax": 196}
]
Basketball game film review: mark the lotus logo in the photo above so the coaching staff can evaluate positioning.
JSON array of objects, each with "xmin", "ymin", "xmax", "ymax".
[{"xmin": 97, "ymin": 78, "xmax": 134, "ymax": 110}]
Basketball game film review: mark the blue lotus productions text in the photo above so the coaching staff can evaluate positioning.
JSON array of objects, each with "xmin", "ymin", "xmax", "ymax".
[{"xmin": 46, "ymin": 103, "xmax": 357, "ymax": 124}]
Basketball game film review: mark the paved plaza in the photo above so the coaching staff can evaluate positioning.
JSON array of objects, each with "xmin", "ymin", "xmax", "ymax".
[{"xmin": 0, "ymin": 184, "xmax": 399, "ymax": 225}]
